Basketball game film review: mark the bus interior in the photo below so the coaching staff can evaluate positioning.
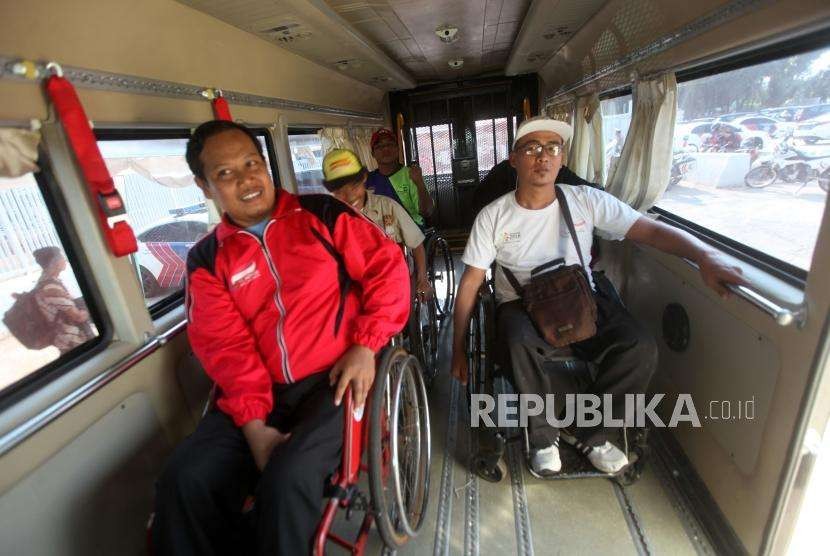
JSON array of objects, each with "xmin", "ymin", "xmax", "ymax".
[{"xmin": 1, "ymin": 1, "xmax": 830, "ymax": 554}]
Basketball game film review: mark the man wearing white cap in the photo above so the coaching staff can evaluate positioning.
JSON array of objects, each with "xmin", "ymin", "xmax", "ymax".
[{"xmin": 451, "ymin": 116, "xmax": 746, "ymax": 475}]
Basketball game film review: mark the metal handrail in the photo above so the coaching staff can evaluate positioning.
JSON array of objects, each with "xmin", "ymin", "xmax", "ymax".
[{"xmin": 685, "ymin": 259, "xmax": 807, "ymax": 328}]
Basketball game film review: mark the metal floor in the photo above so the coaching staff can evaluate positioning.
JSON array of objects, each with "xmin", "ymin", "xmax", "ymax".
[{"xmin": 330, "ymin": 323, "xmax": 717, "ymax": 556}]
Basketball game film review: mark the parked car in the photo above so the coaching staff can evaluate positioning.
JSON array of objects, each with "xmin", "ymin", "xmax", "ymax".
[
  {"xmin": 794, "ymin": 103, "xmax": 830, "ymax": 122},
  {"xmin": 731, "ymin": 115, "xmax": 792, "ymax": 135},
  {"xmin": 793, "ymin": 113, "xmax": 830, "ymax": 144},
  {"xmin": 134, "ymin": 217, "xmax": 209, "ymax": 297},
  {"xmin": 713, "ymin": 112, "xmax": 754, "ymax": 124},
  {"xmin": 760, "ymin": 106, "xmax": 804, "ymax": 122},
  {"xmin": 700, "ymin": 123, "xmax": 774, "ymax": 152}
]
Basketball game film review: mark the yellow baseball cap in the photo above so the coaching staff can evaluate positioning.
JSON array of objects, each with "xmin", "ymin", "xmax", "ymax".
[{"xmin": 322, "ymin": 149, "xmax": 364, "ymax": 183}]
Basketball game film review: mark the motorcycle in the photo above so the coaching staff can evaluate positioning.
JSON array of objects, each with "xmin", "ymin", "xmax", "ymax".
[
  {"xmin": 744, "ymin": 133, "xmax": 830, "ymax": 192},
  {"xmin": 668, "ymin": 151, "xmax": 697, "ymax": 188}
]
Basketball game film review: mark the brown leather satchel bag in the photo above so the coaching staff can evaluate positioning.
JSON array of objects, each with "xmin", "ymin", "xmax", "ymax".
[{"xmin": 502, "ymin": 186, "xmax": 597, "ymax": 347}]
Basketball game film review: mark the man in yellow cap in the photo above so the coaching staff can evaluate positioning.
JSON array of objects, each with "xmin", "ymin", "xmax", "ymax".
[{"xmin": 322, "ymin": 148, "xmax": 432, "ymax": 300}]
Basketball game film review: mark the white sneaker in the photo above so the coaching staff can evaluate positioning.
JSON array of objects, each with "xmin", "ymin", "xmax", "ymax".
[
  {"xmin": 587, "ymin": 442, "xmax": 628, "ymax": 473},
  {"xmin": 530, "ymin": 443, "xmax": 562, "ymax": 475}
]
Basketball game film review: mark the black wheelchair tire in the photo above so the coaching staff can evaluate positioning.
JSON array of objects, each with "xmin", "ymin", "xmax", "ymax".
[
  {"xmin": 408, "ymin": 299, "xmax": 439, "ymax": 387},
  {"xmin": 427, "ymin": 235, "xmax": 455, "ymax": 318}
]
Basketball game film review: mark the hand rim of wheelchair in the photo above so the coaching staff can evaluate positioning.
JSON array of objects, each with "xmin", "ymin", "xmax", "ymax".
[
  {"xmin": 369, "ymin": 348, "xmax": 432, "ymax": 549},
  {"xmin": 426, "ymin": 235, "xmax": 455, "ymax": 319},
  {"xmin": 409, "ymin": 297, "xmax": 438, "ymax": 385},
  {"xmin": 389, "ymin": 354, "xmax": 431, "ymax": 537}
]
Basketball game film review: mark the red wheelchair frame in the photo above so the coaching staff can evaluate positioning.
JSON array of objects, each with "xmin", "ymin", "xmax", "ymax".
[
  {"xmin": 313, "ymin": 392, "xmax": 374, "ymax": 554},
  {"xmin": 314, "ymin": 345, "xmax": 431, "ymax": 554},
  {"xmin": 147, "ymin": 342, "xmax": 429, "ymax": 556}
]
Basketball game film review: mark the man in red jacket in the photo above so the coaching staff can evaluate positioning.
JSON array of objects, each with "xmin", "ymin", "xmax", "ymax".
[{"xmin": 152, "ymin": 121, "xmax": 410, "ymax": 555}]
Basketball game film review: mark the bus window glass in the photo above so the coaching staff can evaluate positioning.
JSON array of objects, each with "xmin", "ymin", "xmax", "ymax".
[
  {"xmin": 98, "ymin": 133, "xmax": 274, "ymax": 308},
  {"xmin": 658, "ymin": 46, "xmax": 830, "ymax": 271},
  {"xmin": 288, "ymin": 133, "xmax": 327, "ymax": 194},
  {"xmin": 0, "ymin": 173, "xmax": 101, "ymax": 393},
  {"xmin": 601, "ymin": 94, "xmax": 632, "ymax": 180}
]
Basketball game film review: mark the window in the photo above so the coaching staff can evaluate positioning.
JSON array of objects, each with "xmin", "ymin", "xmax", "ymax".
[
  {"xmin": 288, "ymin": 131, "xmax": 327, "ymax": 195},
  {"xmin": 97, "ymin": 129, "xmax": 277, "ymax": 310},
  {"xmin": 0, "ymin": 169, "xmax": 104, "ymax": 395},
  {"xmin": 600, "ymin": 94, "xmax": 632, "ymax": 180},
  {"xmin": 658, "ymin": 44, "xmax": 830, "ymax": 273},
  {"xmin": 474, "ymin": 117, "xmax": 510, "ymax": 179},
  {"xmin": 414, "ymin": 124, "xmax": 454, "ymax": 224}
]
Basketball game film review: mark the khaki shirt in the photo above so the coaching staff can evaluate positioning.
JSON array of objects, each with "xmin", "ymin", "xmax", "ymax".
[{"xmin": 361, "ymin": 191, "xmax": 425, "ymax": 249}]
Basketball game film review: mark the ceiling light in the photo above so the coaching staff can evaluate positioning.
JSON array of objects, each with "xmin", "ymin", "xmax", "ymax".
[
  {"xmin": 448, "ymin": 58, "xmax": 464, "ymax": 69},
  {"xmin": 435, "ymin": 24, "xmax": 459, "ymax": 43}
]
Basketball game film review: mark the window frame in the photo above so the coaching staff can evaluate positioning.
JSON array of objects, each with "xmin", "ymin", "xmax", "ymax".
[
  {"xmin": 651, "ymin": 31, "xmax": 830, "ymax": 284},
  {"xmin": 0, "ymin": 151, "xmax": 113, "ymax": 410},
  {"xmin": 94, "ymin": 126, "xmax": 281, "ymax": 318}
]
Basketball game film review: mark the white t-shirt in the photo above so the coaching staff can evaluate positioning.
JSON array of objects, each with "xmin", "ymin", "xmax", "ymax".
[{"xmin": 462, "ymin": 185, "xmax": 642, "ymax": 304}]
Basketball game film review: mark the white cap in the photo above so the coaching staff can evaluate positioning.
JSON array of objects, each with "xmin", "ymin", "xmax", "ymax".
[{"xmin": 513, "ymin": 116, "xmax": 573, "ymax": 148}]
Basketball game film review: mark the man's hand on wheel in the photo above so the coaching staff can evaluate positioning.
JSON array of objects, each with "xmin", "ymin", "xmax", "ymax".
[{"xmin": 330, "ymin": 344, "xmax": 376, "ymax": 409}]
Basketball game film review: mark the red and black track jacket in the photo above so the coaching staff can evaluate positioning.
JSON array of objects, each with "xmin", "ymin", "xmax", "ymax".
[{"xmin": 185, "ymin": 191, "xmax": 410, "ymax": 427}]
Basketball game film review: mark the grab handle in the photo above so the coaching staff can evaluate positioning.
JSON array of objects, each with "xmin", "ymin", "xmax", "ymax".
[{"xmin": 685, "ymin": 259, "xmax": 807, "ymax": 328}]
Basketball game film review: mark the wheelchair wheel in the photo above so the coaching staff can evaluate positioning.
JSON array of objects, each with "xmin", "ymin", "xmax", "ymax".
[
  {"xmin": 466, "ymin": 287, "xmax": 494, "ymax": 413},
  {"xmin": 408, "ymin": 298, "xmax": 438, "ymax": 386},
  {"xmin": 369, "ymin": 348, "xmax": 431, "ymax": 549},
  {"xmin": 427, "ymin": 235, "xmax": 455, "ymax": 319},
  {"xmin": 465, "ymin": 296, "xmax": 484, "ymax": 412}
]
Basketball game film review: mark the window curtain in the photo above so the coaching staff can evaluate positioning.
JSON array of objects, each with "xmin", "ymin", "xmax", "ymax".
[
  {"xmin": 319, "ymin": 127, "xmax": 355, "ymax": 156},
  {"xmin": 606, "ymin": 73, "xmax": 677, "ymax": 210},
  {"xmin": 569, "ymin": 94, "xmax": 604, "ymax": 184},
  {"xmin": 0, "ymin": 128, "xmax": 40, "ymax": 178},
  {"xmin": 545, "ymin": 101, "xmax": 575, "ymax": 165},
  {"xmin": 348, "ymin": 126, "xmax": 379, "ymax": 171}
]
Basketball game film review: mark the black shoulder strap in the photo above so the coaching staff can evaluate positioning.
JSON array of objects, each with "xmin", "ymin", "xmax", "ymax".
[
  {"xmin": 500, "ymin": 265, "xmax": 524, "ymax": 297},
  {"xmin": 309, "ymin": 227, "xmax": 351, "ymax": 336},
  {"xmin": 555, "ymin": 185, "xmax": 587, "ymax": 270}
]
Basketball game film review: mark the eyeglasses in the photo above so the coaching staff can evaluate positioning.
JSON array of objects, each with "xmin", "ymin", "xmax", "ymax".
[{"xmin": 516, "ymin": 142, "xmax": 563, "ymax": 157}]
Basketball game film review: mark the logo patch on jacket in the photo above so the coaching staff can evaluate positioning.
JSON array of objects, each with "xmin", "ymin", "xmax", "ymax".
[{"xmin": 230, "ymin": 261, "xmax": 260, "ymax": 288}]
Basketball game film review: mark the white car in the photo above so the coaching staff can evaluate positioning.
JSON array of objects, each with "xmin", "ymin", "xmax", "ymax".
[
  {"xmin": 794, "ymin": 113, "xmax": 830, "ymax": 144},
  {"xmin": 134, "ymin": 216, "xmax": 210, "ymax": 297}
]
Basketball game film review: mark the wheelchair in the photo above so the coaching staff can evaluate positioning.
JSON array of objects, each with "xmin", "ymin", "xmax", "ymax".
[
  {"xmin": 465, "ymin": 273, "xmax": 648, "ymax": 486},
  {"xmin": 147, "ymin": 344, "xmax": 432, "ymax": 555},
  {"xmin": 314, "ymin": 344, "xmax": 432, "ymax": 553},
  {"xmin": 422, "ymin": 228, "xmax": 455, "ymax": 320},
  {"xmin": 402, "ymin": 246, "xmax": 439, "ymax": 387}
]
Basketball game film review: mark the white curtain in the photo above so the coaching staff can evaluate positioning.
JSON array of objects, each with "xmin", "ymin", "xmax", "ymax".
[
  {"xmin": 569, "ymin": 94, "xmax": 604, "ymax": 184},
  {"xmin": 348, "ymin": 126, "xmax": 379, "ymax": 171},
  {"xmin": 0, "ymin": 128, "xmax": 40, "ymax": 178},
  {"xmin": 318, "ymin": 127, "xmax": 355, "ymax": 155},
  {"xmin": 606, "ymin": 73, "xmax": 677, "ymax": 210}
]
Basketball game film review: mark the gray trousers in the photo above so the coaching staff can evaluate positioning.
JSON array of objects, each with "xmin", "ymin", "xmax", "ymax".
[{"xmin": 498, "ymin": 292, "xmax": 658, "ymax": 449}]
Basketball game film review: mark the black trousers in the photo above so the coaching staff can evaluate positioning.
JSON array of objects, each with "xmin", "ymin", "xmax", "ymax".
[
  {"xmin": 152, "ymin": 372, "xmax": 343, "ymax": 556},
  {"xmin": 498, "ymin": 290, "xmax": 658, "ymax": 449}
]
